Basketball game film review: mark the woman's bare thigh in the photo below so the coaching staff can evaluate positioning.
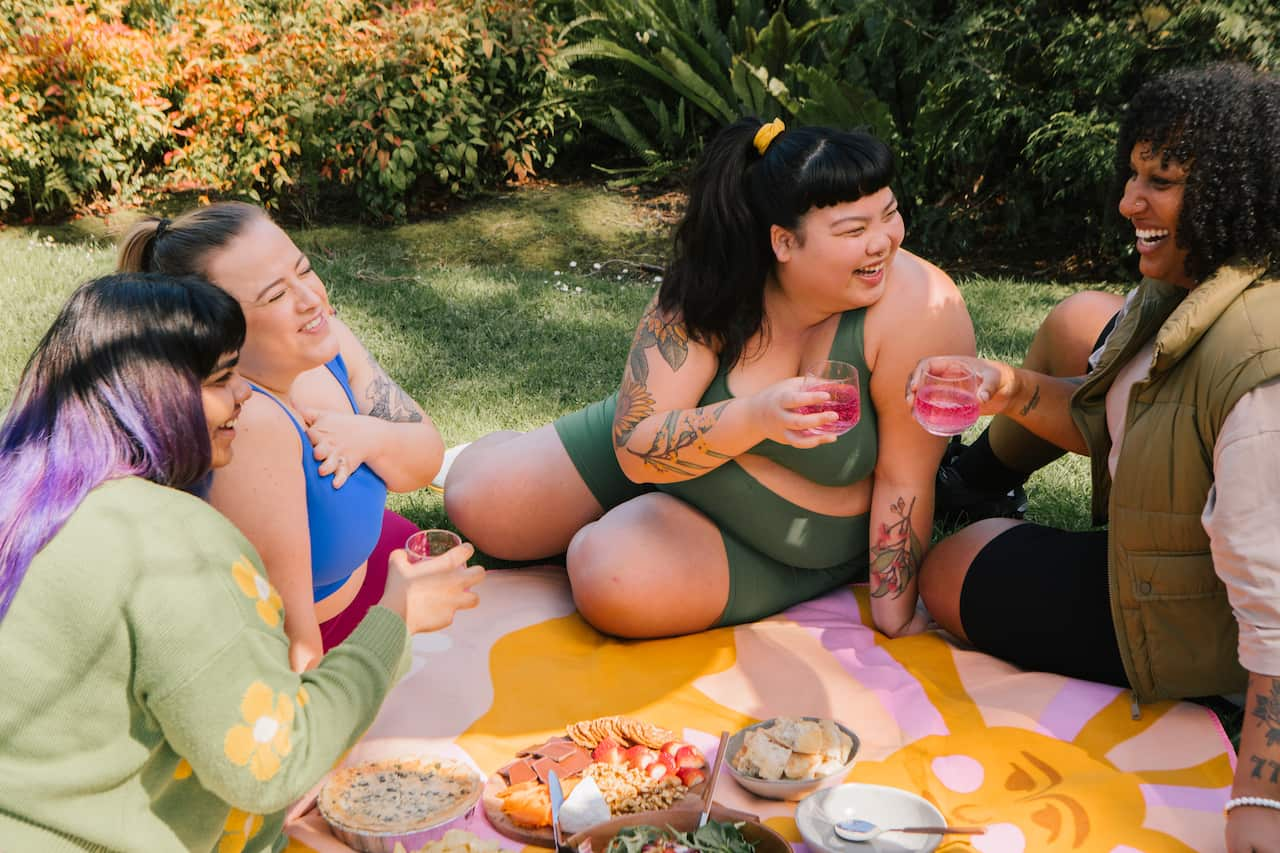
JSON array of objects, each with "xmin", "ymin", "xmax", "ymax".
[{"xmin": 444, "ymin": 425, "xmax": 604, "ymax": 560}]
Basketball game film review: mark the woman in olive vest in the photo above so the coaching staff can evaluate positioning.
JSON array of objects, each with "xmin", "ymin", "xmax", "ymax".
[{"xmin": 909, "ymin": 64, "xmax": 1280, "ymax": 852}]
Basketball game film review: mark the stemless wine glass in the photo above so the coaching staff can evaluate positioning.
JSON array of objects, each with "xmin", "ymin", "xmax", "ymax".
[
  {"xmin": 405, "ymin": 529, "xmax": 463, "ymax": 562},
  {"xmin": 797, "ymin": 359, "xmax": 861, "ymax": 436},
  {"xmin": 912, "ymin": 361, "xmax": 980, "ymax": 436}
]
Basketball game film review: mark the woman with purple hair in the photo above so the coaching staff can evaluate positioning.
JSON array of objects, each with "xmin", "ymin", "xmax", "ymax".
[{"xmin": 0, "ymin": 273, "xmax": 483, "ymax": 851}]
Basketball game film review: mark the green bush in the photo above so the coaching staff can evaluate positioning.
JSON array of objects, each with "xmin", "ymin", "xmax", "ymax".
[
  {"xmin": 558, "ymin": 0, "xmax": 1280, "ymax": 267},
  {"xmin": 555, "ymin": 0, "xmax": 892, "ymax": 184}
]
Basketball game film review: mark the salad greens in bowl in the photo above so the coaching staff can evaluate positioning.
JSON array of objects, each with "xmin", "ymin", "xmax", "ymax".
[{"xmin": 566, "ymin": 808, "xmax": 789, "ymax": 853}]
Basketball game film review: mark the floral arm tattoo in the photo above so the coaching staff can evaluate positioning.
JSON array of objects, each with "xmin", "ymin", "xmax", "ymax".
[
  {"xmin": 612, "ymin": 303, "xmax": 730, "ymax": 473},
  {"xmin": 869, "ymin": 497, "xmax": 922, "ymax": 599},
  {"xmin": 364, "ymin": 354, "xmax": 423, "ymax": 423},
  {"xmin": 626, "ymin": 403, "xmax": 732, "ymax": 475},
  {"xmin": 613, "ymin": 303, "xmax": 689, "ymax": 450},
  {"xmin": 1248, "ymin": 680, "xmax": 1280, "ymax": 784}
]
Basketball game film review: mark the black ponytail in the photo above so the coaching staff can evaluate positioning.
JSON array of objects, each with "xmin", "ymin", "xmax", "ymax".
[{"xmin": 659, "ymin": 118, "xmax": 894, "ymax": 368}]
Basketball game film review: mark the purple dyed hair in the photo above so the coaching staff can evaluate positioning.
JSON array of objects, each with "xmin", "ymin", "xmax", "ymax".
[{"xmin": 0, "ymin": 273, "xmax": 246, "ymax": 621}]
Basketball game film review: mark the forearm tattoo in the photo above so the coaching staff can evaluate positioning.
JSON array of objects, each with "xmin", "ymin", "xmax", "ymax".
[
  {"xmin": 626, "ymin": 403, "xmax": 731, "ymax": 475},
  {"xmin": 365, "ymin": 356, "xmax": 423, "ymax": 423},
  {"xmin": 869, "ymin": 497, "xmax": 922, "ymax": 600},
  {"xmin": 1252, "ymin": 680, "xmax": 1280, "ymax": 746},
  {"xmin": 1020, "ymin": 384, "xmax": 1041, "ymax": 416},
  {"xmin": 1246, "ymin": 680, "xmax": 1280, "ymax": 785}
]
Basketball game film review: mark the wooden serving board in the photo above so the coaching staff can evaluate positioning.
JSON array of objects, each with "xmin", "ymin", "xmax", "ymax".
[{"xmin": 482, "ymin": 771, "xmax": 704, "ymax": 848}]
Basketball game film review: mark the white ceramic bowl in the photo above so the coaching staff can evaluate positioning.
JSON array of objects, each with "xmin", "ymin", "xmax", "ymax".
[
  {"xmin": 723, "ymin": 717, "xmax": 859, "ymax": 801},
  {"xmin": 796, "ymin": 783, "xmax": 945, "ymax": 853}
]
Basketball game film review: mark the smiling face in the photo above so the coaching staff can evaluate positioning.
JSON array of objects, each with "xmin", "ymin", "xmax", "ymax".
[
  {"xmin": 772, "ymin": 186, "xmax": 904, "ymax": 311},
  {"xmin": 201, "ymin": 353, "xmax": 251, "ymax": 468},
  {"xmin": 201, "ymin": 215, "xmax": 337, "ymax": 386},
  {"xmin": 1118, "ymin": 142, "xmax": 1194, "ymax": 288}
]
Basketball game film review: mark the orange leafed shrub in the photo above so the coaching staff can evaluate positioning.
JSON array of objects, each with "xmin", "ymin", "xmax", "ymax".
[
  {"xmin": 0, "ymin": 0, "xmax": 574, "ymax": 219},
  {"xmin": 0, "ymin": 2, "xmax": 170, "ymax": 213}
]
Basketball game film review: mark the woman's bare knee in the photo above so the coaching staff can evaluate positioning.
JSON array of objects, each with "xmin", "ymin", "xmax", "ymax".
[
  {"xmin": 567, "ymin": 499, "xmax": 727, "ymax": 638},
  {"xmin": 1025, "ymin": 291, "xmax": 1124, "ymax": 376},
  {"xmin": 567, "ymin": 523, "xmax": 639, "ymax": 635}
]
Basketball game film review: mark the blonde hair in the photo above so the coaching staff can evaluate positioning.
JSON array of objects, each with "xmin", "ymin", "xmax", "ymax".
[{"xmin": 116, "ymin": 202, "xmax": 267, "ymax": 278}]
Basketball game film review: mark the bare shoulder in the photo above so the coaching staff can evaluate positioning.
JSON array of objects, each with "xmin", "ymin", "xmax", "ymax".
[
  {"xmin": 329, "ymin": 314, "xmax": 367, "ymax": 359},
  {"xmin": 882, "ymin": 249, "xmax": 964, "ymax": 310},
  {"xmin": 868, "ymin": 250, "xmax": 974, "ymax": 368},
  {"xmin": 224, "ymin": 392, "xmax": 303, "ymax": 469}
]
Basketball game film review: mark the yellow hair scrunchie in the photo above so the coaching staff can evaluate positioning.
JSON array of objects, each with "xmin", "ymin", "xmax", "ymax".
[{"xmin": 752, "ymin": 118, "xmax": 785, "ymax": 155}]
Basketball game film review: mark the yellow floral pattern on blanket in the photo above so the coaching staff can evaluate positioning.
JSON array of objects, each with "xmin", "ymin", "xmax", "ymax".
[
  {"xmin": 232, "ymin": 557, "xmax": 283, "ymax": 628},
  {"xmin": 225, "ymin": 681, "xmax": 294, "ymax": 781}
]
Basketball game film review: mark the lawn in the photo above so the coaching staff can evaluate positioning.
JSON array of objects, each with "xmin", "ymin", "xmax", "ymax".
[{"xmin": 0, "ymin": 184, "xmax": 1118, "ymax": 535}]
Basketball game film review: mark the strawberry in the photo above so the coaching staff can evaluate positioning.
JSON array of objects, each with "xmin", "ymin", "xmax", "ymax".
[
  {"xmin": 645, "ymin": 760, "xmax": 669, "ymax": 780},
  {"xmin": 659, "ymin": 741, "xmax": 684, "ymax": 757},
  {"xmin": 623, "ymin": 745, "xmax": 657, "ymax": 770},
  {"xmin": 592, "ymin": 738, "xmax": 624, "ymax": 765},
  {"xmin": 656, "ymin": 751, "xmax": 677, "ymax": 773},
  {"xmin": 673, "ymin": 745, "xmax": 704, "ymax": 769},
  {"xmin": 676, "ymin": 766, "xmax": 706, "ymax": 787}
]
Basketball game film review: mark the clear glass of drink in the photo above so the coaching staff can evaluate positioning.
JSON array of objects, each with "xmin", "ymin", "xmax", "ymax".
[
  {"xmin": 913, "ymin": 361, "xmax": 980, "ymax": 436},
  {"xmin": 405, "ymin": 529, "xmax": 463, "ymax": 562},
  {"xmin": 797, "ymin": 359, "xmax": 860, "ymax": 436}
]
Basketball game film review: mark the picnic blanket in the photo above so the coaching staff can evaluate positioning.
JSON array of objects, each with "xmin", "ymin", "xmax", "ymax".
[{"xmin": 282, "ymin": 568, "xmax": 1237, "ymax": 853}]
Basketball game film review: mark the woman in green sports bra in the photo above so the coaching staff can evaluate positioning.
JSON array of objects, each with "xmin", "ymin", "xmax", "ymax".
[{"xmin": 446, "ymin": 117, "xmax": 975, "ymax": 638}]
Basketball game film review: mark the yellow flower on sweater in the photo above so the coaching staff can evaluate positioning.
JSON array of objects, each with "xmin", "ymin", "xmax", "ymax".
[
  {"xmin": 224, "ymin": 681, "xmax": 294, "ymax": 781},
  {"xmin": 218, "ymin": 809, "xmax": 263, "ymax": 853},
  {"xmin": 231, "ymin": 558, "xmax": 283, "ymax": 628}
]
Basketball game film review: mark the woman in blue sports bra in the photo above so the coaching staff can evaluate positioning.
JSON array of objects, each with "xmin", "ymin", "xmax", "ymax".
[
  {"xmin": 118, "ymin": 203, "xmax": 461, "ymax": 671},
  {"xmin": 446, "ymin": 119, "xmax": 975, "ymax": 639}
]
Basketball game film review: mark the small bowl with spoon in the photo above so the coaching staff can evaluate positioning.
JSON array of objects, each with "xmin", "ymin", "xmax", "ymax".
[{"xmin": 796, "ymin": 782, "xmax": 984, "ymax": 852}]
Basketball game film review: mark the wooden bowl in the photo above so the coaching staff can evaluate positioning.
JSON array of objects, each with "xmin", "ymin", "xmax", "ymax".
[{"xmin": 565, "ymin": 804, "xmax": 790, "ymax": 853}]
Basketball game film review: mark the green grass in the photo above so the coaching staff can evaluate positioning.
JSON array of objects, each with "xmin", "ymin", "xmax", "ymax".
[
  {"xmin": 0, "ymin": 185, "xmax": 1113, "ymax": 533},
  {"xmin": 5, "ymin": 191, "xmax": 1245, "ymax": 740}
]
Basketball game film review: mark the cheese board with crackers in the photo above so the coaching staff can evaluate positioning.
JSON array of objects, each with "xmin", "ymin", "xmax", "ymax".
[{"xmin": 483, "ymin": 715, "xmax": 710, "ymax": 847}]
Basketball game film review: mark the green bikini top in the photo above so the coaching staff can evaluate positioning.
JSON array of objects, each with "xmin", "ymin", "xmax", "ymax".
[{"xmin": 698, "ymin": 308, "xmax": 878, "ymax": 488}]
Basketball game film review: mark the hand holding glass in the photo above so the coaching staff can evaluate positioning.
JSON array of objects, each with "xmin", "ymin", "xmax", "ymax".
[
  {"xmin": 796, "ymin": 360, "xmax": 860, "ymax": 436},
  {"xmin": 912, "ymin": 361, "xmax": 980, "ymax": 436},
  {"xmin": 405, "ymin": 529, "xmax": 463, "ymax": 562}
]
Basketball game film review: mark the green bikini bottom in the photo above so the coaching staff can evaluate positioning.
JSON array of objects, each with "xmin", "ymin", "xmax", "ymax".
[{"xmin": 553, "ymin": 394, "xmax": 869, "ymax": 626}]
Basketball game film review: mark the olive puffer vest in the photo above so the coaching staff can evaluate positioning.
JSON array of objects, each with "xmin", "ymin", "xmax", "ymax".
[{"xmin": 1071, "ymin": 262, "xmax": 1280, "ymax": 703}]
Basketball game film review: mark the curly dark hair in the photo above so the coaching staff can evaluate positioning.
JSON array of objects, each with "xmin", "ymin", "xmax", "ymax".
[
  {"xmin": 660, "ymin": 118, "xmax": 893, "ymax": 367},
  {"xmin": 1116, "ymin": 63, "xmax": 1280, "ymax": 283}
]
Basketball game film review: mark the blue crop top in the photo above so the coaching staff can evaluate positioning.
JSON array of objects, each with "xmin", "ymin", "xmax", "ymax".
[
  {"xmin": 698, "ymin": 307, "xmax": 878, "ymax": 487},
  {"xmin": 248, "ymin": 354, "xmax": 388, "ymax": 601}
]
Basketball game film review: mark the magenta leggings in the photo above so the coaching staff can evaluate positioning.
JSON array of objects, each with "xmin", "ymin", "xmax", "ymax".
[{"xmin": 319, "ymin": 509, "xmax": 419, "ymax": 650}]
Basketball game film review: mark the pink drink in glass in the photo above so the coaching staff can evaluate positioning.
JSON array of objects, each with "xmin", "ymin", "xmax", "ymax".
[
  {"xmin": 913, "ymin": 362, "xmax": 980, "ymax": 436},
  {"xmin": 797, "ymin": 360, "xmax": 860, "ymax": 436},
  {"xmin": 405, "ymin": 529, "xmax": 462, "ymax": 562}
]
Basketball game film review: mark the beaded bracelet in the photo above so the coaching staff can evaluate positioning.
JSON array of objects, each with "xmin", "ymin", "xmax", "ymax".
[{"xmin": 1224, "ymin": 796, "xmax": 1280, "ymax": 816}]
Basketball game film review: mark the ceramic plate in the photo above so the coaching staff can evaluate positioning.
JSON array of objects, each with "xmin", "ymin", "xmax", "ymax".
[{"xmin": 795, "ymin": 783, "xmax": 945, "ymax": 853}]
